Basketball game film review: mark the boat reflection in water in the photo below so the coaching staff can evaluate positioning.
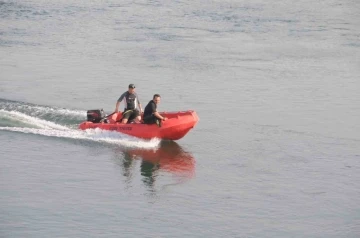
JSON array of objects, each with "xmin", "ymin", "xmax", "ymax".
[{"xmin": 113, "ymin": 141, "xmax": 196, "ymax": 190}]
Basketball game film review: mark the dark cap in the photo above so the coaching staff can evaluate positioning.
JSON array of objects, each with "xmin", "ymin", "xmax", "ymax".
[{"xmin": 128, "ymin": 84, "xmax": 135, "ymax": 89}]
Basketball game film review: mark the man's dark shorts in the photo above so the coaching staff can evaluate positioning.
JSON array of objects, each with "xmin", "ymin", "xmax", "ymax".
[
  {"xmin": 122, "ymin": 109, "xmax": 139, "ymax": 121},
  {"xmin": 143, "ymin": 115, "xmax": 161, "ymax": 127}
]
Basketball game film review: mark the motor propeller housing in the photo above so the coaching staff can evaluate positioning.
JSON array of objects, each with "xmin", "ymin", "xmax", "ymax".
[{"xmin": 86, "ymin": 109, "xmax": 105, "ymax": 123}]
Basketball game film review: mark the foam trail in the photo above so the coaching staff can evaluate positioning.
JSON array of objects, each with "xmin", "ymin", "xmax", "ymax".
[
  {"xmin": 0, "ymin": 127, "xmax": 161, "ymax": 149},
  {"xmin": 0, "ymin": 99, "xmax": 86, "ymax": 123},
  {"xmin": 0, "ymin": 99, "xmax": 85, "ymax": 116},
  {"xmin": 30, "ymin": 106, "xmax": 85, "ymax": 117},
  {"xmin": 0, "ymin": 109, "xmax": 69, "ymax": 130},
  {"xmin": 0, "ymin": 100, "xmax": 160, "ymax": 149}
]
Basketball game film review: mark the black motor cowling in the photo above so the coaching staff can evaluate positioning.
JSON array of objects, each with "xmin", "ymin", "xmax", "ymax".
[{"xmin": 87, "ymin": 109, "xmax": 105, "ymax": 123}]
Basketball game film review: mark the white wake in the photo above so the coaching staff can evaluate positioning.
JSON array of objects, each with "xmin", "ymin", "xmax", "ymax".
[{"xmin": 0, "ymin": 109, "xmax": 160, "ymax": 149}]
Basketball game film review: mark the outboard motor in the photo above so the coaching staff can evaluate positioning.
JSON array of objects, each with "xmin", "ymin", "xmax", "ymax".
[{"xmin": 87, "ymin": 109, "xmax": 105, "ymax": 123}]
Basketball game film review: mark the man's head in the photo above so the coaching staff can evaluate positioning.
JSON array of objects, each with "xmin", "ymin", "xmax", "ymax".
[
  {"xmin": 153, "ymin": 94, "xmax": 161, "ymax": 104},
  {"xmin": 128, "ymin": 84, "xmax": 135, "ymax": 93}
]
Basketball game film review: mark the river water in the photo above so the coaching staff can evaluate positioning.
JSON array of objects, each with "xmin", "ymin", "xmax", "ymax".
[{"xmin": 1, "ymin": 0, "xmax": 359, "ymax": 237}]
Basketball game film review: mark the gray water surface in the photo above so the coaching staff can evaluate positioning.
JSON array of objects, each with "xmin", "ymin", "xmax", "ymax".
[{"xmin": 1, "ymin": 0, "xmax": 359, "ymax": 237}]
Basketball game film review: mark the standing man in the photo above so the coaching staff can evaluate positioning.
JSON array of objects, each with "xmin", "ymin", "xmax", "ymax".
[
  {"xmin": 143, "ymin": 94, "xmax": 167, "ymax": 127},
  {"xmin": 115, "ymin": 84, "xmax": 143, "ymax": 124}
]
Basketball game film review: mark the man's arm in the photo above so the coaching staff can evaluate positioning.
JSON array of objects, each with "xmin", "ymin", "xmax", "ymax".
[
  {"xmin": 115, "ymin": 92, "xmax": 126, "ymax": 112},
  {"xmin": 136, "ymin": 94, "xmax": 142, "ymax": 113},
  {"xmin": 152, "ymin": 102, "xmax": 166, "ymax": 121},
  {"xmin": 114, "ymin": 101, "xmax": 120, "ymax": 113},
  {"xmin": 154, "ymin": 111, "xmax": 167, "ymax": 121}
]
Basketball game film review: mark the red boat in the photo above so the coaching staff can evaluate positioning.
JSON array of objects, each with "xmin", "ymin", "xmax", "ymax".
[{"xmin": 79, "ymin": 110, "xmax": 199, "ymax": 140}]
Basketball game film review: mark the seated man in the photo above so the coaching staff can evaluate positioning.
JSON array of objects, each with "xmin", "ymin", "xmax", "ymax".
[
  {"xmin": 114, "ymin": 84, "xmax": 143, "ymax": 123},
  {"xmin": 143, "ymin": 94, "xmax": 167, "ymax": 127}
]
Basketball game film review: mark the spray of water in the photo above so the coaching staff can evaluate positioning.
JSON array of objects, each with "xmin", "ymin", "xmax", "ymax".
[
  {"xmin": 0, "ymin": 99, "xmax": 160, "ymax": 149},
  {"xmin": 0, "ymin": 109, "xmax": 70, "ymax": 130}
]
